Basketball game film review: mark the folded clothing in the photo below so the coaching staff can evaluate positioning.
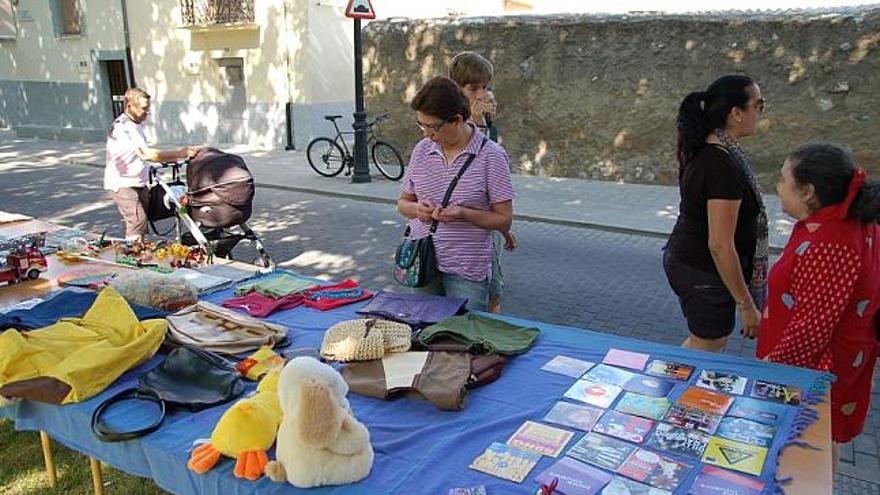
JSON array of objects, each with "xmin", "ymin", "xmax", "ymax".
[
  {"xmin": 418, "ymin": 314, "xmax": 540, "ymax": 355},
  {"xmin": 303, "ymin": 279, "xmax": 372, "ymax": 311},
  {"xmin": 166, "ymin": 301, "xmax": 288, "ymax": 355},
  {"xmin": 233, "ymin": 272, "xmax": 318, "ymax": 298},
  {"xmin": 0, "ymin": 287, "xmax": 167, "ymax": 404},
  {"xmin": 221, "ymin": 292, "xmax": 304, "ymax": 318},
  {"xmin": 0, "ymin": 289, "xmax": 166, "ymax": 332},
  {"xmin": 357, "ymin": 291, "xmax": 466, "ymax": 327}
]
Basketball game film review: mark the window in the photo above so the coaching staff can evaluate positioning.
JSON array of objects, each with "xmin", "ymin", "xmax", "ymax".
[
  {"xmin": 180, "ymin": 0, "xmax": 254, "ymax": 26},
  {"xmin": 51, "ymin": 0, "xmax": 81, "ymax": 36},
  {"xmin": 0, "ymin": 0, "xmax": 15, "ymax": 40}
]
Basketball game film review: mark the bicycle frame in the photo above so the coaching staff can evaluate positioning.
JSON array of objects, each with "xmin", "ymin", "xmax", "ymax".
[{"xmin": 326, "ymin": 119, "xmax": 381, "ymax": 166}]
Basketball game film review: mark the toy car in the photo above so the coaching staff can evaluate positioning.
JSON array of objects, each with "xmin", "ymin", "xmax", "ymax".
[{"xmin": 0, "ymin": 246, "xmax": 48, "ymax": 284}]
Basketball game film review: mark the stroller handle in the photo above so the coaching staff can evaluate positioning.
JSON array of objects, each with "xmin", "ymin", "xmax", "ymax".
[
  {"xmin": 153, "ymin": 158, "xmax": 190, "ymax": 169},
  {"xmin": 149, "ymin": 159, "xmax": 189, "ymax": 185}
]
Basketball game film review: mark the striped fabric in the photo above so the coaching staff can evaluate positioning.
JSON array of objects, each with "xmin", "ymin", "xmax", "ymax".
[
  {"xmin": 402, "ymin": 126, "xmax": 514, "ymax": 282},
  {"xmin": 104, "ymin": 113, "xmax": 149, "ymax": 191}
]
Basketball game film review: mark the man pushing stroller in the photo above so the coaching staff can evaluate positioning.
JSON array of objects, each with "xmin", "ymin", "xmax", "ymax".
[{"xmin": 104, "ymin": 88, "xmax": 199, "ymax": 242}]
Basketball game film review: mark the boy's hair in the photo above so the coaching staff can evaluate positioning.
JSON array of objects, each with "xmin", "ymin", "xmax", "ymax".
[
  {"xmin": 448, "ymin": 52, "xmax": 493, "ymax": 87},
  {"xmin": 410, "ymin": 77, "xmax": 471, "ymax": 122}
]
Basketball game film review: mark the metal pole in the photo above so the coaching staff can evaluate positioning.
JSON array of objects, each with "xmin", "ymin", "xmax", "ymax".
[{"xmin": 351, "ymin": 18, "xmax": 371, "ymax": 183}]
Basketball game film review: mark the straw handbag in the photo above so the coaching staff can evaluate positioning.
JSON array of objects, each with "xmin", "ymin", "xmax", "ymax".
[{"xmin": 320, "ymin": 319, "xmax": 412, "ymax": 362}]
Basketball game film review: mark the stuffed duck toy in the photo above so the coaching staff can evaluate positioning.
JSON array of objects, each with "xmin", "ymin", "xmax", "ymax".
[
  {"xmin": 265, "ymin": 356, "xmax": 374, "ymax": 488},
  {"xmin": 187, "ymin": 368, "xmax": 282, "ymax": 480}
]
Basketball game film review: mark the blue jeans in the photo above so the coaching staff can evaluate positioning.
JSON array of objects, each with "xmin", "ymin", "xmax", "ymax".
[
  {"xmin": 413, "ymin": 271, "xmax": 489, "ymax": 312},
  {"xmin": 488, "ymin": 231, "xmax": 505, "ymax": 303}
]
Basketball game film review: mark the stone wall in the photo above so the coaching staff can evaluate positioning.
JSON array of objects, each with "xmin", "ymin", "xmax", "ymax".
[{"xmin": 363, "ymin": 9, "xmax": 880, "ymax": 187}]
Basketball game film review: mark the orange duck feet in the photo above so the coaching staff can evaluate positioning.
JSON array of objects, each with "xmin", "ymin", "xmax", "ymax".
[
  {"xmin": 188, "ymin": 443, "xmax": 222, "ymax": 474},
  {"xmin": 234, "ymin": 449, "xmax": 269, "ymax": 481}
]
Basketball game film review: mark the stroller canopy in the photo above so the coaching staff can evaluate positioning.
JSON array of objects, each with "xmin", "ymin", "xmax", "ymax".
[{"xmin": 186, "ymin": 148, "xmax": 255, "ymax": 228}]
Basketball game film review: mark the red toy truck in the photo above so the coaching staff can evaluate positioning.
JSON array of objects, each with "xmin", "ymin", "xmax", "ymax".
[{"xmin": 0, "ymin": 246, "xmax": 48, "ymax": 284}]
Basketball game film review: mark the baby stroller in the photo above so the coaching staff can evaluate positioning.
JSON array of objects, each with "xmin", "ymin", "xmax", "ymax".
[{"xmin": 148, "ymin": 148, "xmax": 274, "ymax": 268}]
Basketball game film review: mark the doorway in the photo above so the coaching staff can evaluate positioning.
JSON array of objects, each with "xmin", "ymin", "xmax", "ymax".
[
  {"xmin": 217, "ymin": 58, "xmax": 247, "ymax": 144},
  {"xmin": 103, "ymin": 59, "xmax": 129, "ymax": 118}
]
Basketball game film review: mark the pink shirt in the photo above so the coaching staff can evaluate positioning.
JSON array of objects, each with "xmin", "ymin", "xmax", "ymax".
[
  {"xmin": 104, "ymin": 113, "xmax": 149, "ymax": 191},
  {"xmin": 402, "ymin": 127, "xmax": 514, "ymax": 282}
]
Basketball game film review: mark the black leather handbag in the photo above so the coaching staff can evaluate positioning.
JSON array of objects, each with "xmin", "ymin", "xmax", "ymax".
[
  {"xmin": 393, "ymin": 137, "xmax": 487, "ymax": 288},
  {"xmin": 92, "ymin": 346, "xmax": 245, "ymax": 442}
]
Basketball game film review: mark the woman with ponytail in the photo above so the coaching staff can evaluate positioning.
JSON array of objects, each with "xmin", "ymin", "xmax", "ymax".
[
  {"xmin": 664, "ymin": 75, "xmax": 767, "ymax": 352},
  {"xmin": 758, "ymin": 143, "xmax": 880, "ymax": 460}
]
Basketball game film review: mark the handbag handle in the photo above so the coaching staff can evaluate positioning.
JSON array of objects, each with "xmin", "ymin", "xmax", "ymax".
[
  {"xmin": 91, "ymin": 388, "xmax": 166, "ymax": 442},
  {"xmin": 428, "ymin": 136, "xmax": 489, "ymax": 235}
]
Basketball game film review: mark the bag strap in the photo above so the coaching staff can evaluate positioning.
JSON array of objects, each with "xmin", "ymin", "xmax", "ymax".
[
  {"xmin": 428, "ymin": 136, "xmax": 489, "ymax": 235},
  {"xmin": 91, "ymin": 388, "xmax": 166, "ymax": 442}
]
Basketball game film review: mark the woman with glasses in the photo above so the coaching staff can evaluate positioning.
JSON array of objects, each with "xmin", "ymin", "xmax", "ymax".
[
  {"xmin": 757, "ymin": 143, "xmax": 879, "ymax": 469},
  {"xmin": 396, "ymin": 77, "xmax": 514, "ymax": 311},
  {"xmin": 663, "ymin": 75, "xmax": 768, "ymax": 352}
]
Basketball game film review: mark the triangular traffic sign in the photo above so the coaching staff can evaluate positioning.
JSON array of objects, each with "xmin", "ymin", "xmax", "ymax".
[{"xmin": 345, "ymin": 0, "xmax": 376, "ymax": 20}]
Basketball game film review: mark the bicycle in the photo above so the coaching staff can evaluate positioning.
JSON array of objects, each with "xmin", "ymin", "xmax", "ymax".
[{"xmin": 306, "ymin": 112, "xmax": 405, "ymax": 181}]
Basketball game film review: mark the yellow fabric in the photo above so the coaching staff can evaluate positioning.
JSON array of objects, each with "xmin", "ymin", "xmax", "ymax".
[
  {"xmin": 211, "ymin": 368, "xmax": 282, "ymax": 458},
  {"xmin": 0, "ymin": 287, "xmax": 167, "ymax": 404}
]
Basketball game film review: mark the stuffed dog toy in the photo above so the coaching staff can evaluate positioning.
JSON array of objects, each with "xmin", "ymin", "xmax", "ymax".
[{"xmin": 265, "ymin": 356, "xmax": 373, "ymax": 488}]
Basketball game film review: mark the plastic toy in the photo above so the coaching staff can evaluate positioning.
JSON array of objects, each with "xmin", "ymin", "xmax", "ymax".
[{"xmin": 0, "ymin": 246, "xmax": 47, "ymax": 284}]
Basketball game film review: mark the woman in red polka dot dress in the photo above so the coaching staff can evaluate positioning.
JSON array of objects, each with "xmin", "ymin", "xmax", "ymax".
[{"xmin": 757, "ymin": 143, "xmax": 880, "ymax": 465}]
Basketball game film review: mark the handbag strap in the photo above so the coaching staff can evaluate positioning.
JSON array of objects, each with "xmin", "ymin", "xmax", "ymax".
[
  {"xmin": 91, "ymin": 388, "xmax": 166, "ymax": 442},
  {"xmin": 428, "ymin": 136, "xmax": 489, "ymax": 234}
]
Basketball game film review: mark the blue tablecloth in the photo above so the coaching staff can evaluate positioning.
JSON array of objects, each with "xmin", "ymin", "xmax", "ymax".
[{"xmin": 2, "ymin": 283, "xmax": 831, "ymax": 495}]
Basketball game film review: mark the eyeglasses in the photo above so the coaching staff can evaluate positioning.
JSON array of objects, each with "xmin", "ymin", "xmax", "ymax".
[
  {"xmin": 754, "ymin": 98, "xmax": 766, "ymax": 114},
  {"xmin": 415, "ymin": 118, "xmax": 449, "ymax": 134}
]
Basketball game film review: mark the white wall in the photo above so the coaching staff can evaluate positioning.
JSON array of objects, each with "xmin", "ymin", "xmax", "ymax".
[{"xmin": 0, "ymin": 0, "xmax": 125, "ymax": 83}]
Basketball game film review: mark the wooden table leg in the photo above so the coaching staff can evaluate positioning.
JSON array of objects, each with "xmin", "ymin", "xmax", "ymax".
[
  {"xmin": 39, "ymin": 431, "xmax": 57, "ymax": 488},
  {"xmin": 89, "ymin": 457, "xmax": 104, "ymax": 495}
]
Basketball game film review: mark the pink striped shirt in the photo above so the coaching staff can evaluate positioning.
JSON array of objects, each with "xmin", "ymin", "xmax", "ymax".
[{"xmin": 402, "ymin": 127, "xmax": 514, "ymax": 282}]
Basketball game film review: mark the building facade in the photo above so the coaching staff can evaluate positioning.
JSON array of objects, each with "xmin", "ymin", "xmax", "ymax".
[{"xmin": 0, "ymin": 0, "xmax": 356, "ymax": 149}]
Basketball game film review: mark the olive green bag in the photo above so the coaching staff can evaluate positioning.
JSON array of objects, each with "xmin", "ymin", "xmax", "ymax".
[{"xmin": 417, "ymin": 314, "xmax": 539, "ymax": 355}]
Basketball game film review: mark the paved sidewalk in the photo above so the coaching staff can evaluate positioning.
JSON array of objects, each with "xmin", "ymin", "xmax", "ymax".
[{"xmin": 0, "ymin": 138, "xmax": 794, "ymax": 249}]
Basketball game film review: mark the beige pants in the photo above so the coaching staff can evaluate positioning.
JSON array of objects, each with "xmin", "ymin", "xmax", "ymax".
[{"xmin": 110, "ymin": 187, "xmax": 148, "ymax": 239}]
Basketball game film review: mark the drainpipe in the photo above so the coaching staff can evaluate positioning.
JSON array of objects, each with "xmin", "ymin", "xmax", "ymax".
[{"xmin": 120, "ymin": 0, "xmax": 136, "ymax": 87}]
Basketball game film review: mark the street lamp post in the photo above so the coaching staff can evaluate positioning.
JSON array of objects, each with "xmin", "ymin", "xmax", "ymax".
[{"xmin": 351, "ymin": 18, "xmax": 371, "ymax": 183}]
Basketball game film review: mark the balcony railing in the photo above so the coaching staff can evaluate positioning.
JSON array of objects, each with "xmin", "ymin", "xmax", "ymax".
[{"xmin": 180, "ymin": 0, "xmax": 254, "ymax": 26}]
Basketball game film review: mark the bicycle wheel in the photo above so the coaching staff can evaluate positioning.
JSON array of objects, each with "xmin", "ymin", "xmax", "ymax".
[
  {"xmin": 307, "ymin": 138, "xmax": 346, "ymax": 177},
  {"xmin": 371, "ymin": 141, "xmax": 405, "ymax": 181}
]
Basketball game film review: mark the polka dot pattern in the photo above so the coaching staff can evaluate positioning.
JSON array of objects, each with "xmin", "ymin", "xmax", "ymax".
[{"xmin": 765, "ymin": 242, "xmax": 860, "ymax": 370}]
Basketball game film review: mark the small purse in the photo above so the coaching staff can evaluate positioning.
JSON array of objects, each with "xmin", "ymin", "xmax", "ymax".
[
  {"xmin": 393, "ymin": 137, "xmax": 488, "ymax": 288},
  {"xmin": 91, "ymin": 346, "xmax": 245, "ymax": 442},
  {"xmin": 320, "ymin": 318, "xmax": 412, "ymax": 362}
]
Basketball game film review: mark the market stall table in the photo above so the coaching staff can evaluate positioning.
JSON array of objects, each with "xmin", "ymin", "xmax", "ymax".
[{"xmin": 1, "ymin": 276, "xmax": 832, "ymax": 495}]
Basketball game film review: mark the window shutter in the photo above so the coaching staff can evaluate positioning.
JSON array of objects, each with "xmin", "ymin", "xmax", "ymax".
[{"xmin": 60, "ymin": 0, "xmax": 80, "ymax": 35}]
